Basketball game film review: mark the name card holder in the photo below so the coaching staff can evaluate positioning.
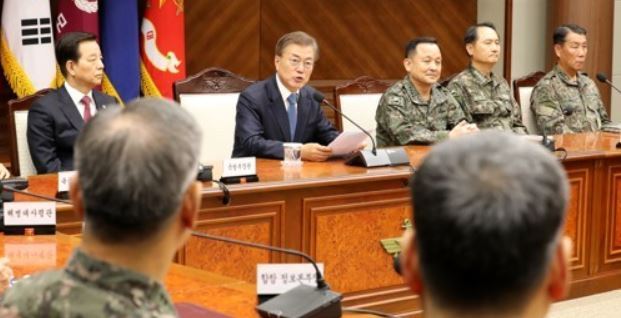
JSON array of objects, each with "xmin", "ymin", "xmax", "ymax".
[
  {"xmin": 3, "ymin": 202, "xmax": 56, "ymax": 235},
  {"xmin": 56, "ymin": 171, "xmax": 77, "ymax": 200},
  {"xmin": 256, "ymin": 263, "xmax": 324, "ymax": 303},
  {"xmin": 220, "ymin": 157, "xmax": 259, "ymax": 184}
]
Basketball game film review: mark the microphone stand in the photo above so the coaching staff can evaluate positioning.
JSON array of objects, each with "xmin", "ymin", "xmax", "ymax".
[
  {"xmin": 311, "ymin": 91, "xmax": 410, "ymax": 168},
  {"xmin": 0, "ymin": 184, "xmax": 70, "ymax": 235},
  {"xmin": 191, "ymin": 231, "xmax": 342, "ymax": 318}
]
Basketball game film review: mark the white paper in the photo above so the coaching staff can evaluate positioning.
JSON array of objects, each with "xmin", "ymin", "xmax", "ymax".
[
  {"xmin": 57, "ymin": 171, "xmax": 77, "ymax": 192},
  {"xmin": 328, "ymin": 131, "xmax": 368, "ymax": 156},
  {"xmin": 3, "ymin": 202, "xmax": 56, "ymax": 226},
  {"xmin": 257, "ymin": 263, "xmax": 324, "ymax": 294},
  {"xmin": 222, "ymin": 157, "xmax": 256, "ymax": 178}
]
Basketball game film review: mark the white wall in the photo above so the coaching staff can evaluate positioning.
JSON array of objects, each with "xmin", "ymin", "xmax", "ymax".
[
  {"xmin": 477, "ymin": 0, "xmax": 548, "ymax": 83},
  {"xmin": 612, "ymin": 0, "xmax": 621, "ymax": 122},
  {"xmin": 511, "ymin": 0, "xmax": 548, "ymax": 82},
  {"xmin": 477, "ymin": 0, "xmax": 505, "ymax": 76}
]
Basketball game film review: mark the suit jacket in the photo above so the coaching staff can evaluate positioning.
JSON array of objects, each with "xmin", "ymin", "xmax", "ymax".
[
  {"xmin": 232, "ymin": 75, "xmax": 339, "ymax": 159},
  {"xmin": 27, "ymin": 86, "xmax": 116, "ymax": 174}
]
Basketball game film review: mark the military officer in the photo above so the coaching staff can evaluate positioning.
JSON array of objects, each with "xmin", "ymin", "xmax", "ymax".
[
  {"xmin": 375, "ymin": 37, "xmax": 478, "ymax": 147},
  {"xmin": 0, "ymin": 98, "xmax": 203, "ymax": 317},
  {"xmin": 531, "ymin": 24, "xmax": 611, "ymax": 135},
  {"xmin": 448, "ymin": 22, "xmax": 526, "ymax": 134}
]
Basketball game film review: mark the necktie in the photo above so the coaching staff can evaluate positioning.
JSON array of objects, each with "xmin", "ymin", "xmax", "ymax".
[
  {"xmin": 287, "ymin": 93, "xmax": 298, "ymax": 140},
  {"xmin": 81, "ymin": 95, "xmax": 92, "ymax": 123}
]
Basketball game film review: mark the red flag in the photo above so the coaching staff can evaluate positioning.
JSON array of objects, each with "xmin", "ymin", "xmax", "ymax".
[
  {"xmin": 55, "ymin": 0, "xmax": 99, "ymax": 39},
  {"xmin": 54, "ymin": 0, "xmax": 99, "ymax": 87},
  {"xmin": 140, "ymin": 0, "xmax": 185, "ymax": 99}
]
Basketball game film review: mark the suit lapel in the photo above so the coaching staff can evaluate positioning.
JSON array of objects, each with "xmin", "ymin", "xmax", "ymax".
[
  {"xmin": 58, "ymin": 86, "xmax": 84, "ymax": 131},
  {"xmin": 267, "ymin": 76, "xmax": 292, "ymax": 141},
  {"xmin": 92, "ymin": 91, "xmax": 111, "ymax": 110},
  {"xmin": 294, "ymin": 89, "xmax": 310, "ymax": 141}
]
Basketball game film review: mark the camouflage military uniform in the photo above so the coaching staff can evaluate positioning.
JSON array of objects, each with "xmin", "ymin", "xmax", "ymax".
[
  {"xmin": 375, "ymin": 75, "xmax": 466, "ymax": 146},
  {"xmin": 531, "ymin": 64, "xmax": 611, "ymax": 135},
  {"xmin": 0, "ymin": 249, "xmax": 176, "ymax": 318},
  {"xmin": 448, "ymin": 66, "xmax": 527, "ymax": 134}
]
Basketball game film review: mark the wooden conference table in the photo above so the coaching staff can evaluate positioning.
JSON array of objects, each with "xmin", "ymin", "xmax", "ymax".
[
  {"xmin": 0, "ymin": 233, "xmax": 259, "ymax": 317},
  {"xmin": 18, "ymin": 132, "xmax": 621, "ymax": 317}
]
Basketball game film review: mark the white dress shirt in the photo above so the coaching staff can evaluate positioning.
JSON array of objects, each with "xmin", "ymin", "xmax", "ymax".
[
  {"xmin": 275, "ymin": 74, "xmax": 300, "ymax": 111},
  {"xmin": 64, "ymin": 81, "xmax": 97, "ymax": 119}
]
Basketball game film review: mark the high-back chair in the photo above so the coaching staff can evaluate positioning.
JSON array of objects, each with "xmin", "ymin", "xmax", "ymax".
[
  {"xmin": 8, "ymin": 89, "xmax": 52, "ymax": 177},
  {"xmin": 174, "ymin": 68, "xmax": 254, "ymax": 163}
]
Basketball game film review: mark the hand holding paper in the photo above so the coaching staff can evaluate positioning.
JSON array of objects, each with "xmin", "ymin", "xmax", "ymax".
[{"xmin": 328, "ymin": 131, "xmax": 369, "ymax": 157}]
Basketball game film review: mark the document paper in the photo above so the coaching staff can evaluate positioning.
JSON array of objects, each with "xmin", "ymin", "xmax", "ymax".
[{"xmin": 328, "ymin": 131, "xmax": 368, "ymax": 156}]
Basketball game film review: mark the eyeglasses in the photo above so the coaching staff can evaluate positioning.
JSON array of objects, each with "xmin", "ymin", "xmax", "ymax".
[{"xmin": 286, "ymin": 58, "xmax": 314, "ymax": 69}]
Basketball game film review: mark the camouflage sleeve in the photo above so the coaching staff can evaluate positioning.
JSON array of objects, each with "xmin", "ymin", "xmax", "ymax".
[
  {"xmin": 446, "ymin": 93, "xmax": 467, "ymax": 128},
  {"xmin": 0, "ymin": 283, "xmax": 34, "ymax": 317},
  {"xmin": 595, "ymin": 90, "xmax": 612, "ymax": 125},
  {"xmin": 530, "ymin": 83, "xmax": 568, "ymax": 135},
  {"xmin": 376, "ymin": 93, "xmax": 449, "ymax": 145},
  {"xmin": 510, "ymin": 96, "xmax": 527, "ymax": 134},
  {"xmin": 0, "ymin": 304, "xmax": 22, "ymax": 318},
  {"xmin": 447, "ymin": 81, "xmax": 471, "ymax": 123}
]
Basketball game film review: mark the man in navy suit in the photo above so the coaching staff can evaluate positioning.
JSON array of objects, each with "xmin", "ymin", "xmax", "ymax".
[
  {"xmin": 28, "ymin": 32, "xmax": 116, "ymax": 174},
  {"xmin": 233, "ymin": 31, "xmax": 339, "ymax": 161}
]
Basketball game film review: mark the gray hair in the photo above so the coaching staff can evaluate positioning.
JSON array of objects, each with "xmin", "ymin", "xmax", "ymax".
[
  {"xmin": 74, "ymin": 97, "xmax": 202, "ymax": 243},
  {"xmin": 411, "ymin": 131, "xmax": 568, "ymax": 312}
]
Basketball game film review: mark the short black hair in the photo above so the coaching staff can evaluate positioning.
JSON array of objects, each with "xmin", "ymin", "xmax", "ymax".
[
  {"xmin": 553, "ymin": 24, "xmax": 587, "ymax": 45},
  {"xmin": 55, "ymin": 32, "xmax": 98, "ymax": 77},
  {"xmin": 464, "ymin": 22, "xmax": 498, "ymax": 45},
  {"xmin": 411, "ymin": 131, "xmax": 568, "ymax": 313},
  {"xmin": 404, "ymin": 37, "xmax": 438, "ymax": 58}
]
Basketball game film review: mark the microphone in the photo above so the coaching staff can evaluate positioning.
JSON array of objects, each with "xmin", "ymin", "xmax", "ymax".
[
  {"xmin": 191, "ymin": 231, "xmax": 342, "ymax": 318},
  {"xmin": 538, "ymin": 106, "xmax": 574, "ymax": 151},
  {"xmin": 311, "ymin": 90, "xmax": 409, "ymax": 168},
  {"xmin": 312, "ymin": 90, "xmax": 377, "ymax": 156},
  {"xmin": 1, "ymin": 185, "xmax": 71, "ymax": 204},
  {"xmin": 596, "ymin": 72, "xmax": 621, "ymax": 94}
]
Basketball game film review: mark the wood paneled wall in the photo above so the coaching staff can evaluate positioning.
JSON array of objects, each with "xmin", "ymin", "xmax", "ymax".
[
  {"xmin": 0, "ymin": 0, "xmax": 478, "ymax": 168},
  {"xmin": 185, "ymin": 0, "xmax": 477, "ymax": 81}
]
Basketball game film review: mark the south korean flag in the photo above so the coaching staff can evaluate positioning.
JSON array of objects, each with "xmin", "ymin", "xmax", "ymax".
[{"xmin": 1, "ymin": 0, "xmax": 57, "ymax": 97}]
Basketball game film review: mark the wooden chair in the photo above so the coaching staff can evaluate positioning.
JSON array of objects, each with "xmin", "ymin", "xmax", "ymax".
[
  {"xmin": 513, "ymin": 71, "xmax": 546, "ymax": 134},
  {"xmin": 173, "ymin": 68, "xmax": 254, "ymax": 163},
  {"xmin": 8, "ymin": 89, "xmax": 52, "ymax": 177},
  {"xmin": 333, "ymin": 77, "xmax": 392, "ymax": 150}
]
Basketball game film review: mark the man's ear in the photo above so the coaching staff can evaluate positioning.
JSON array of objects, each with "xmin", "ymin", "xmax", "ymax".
[
  {"xmin": 65, "ymin": 60, "xmax": 76, "ymax": 77},
  {"xmin": 553, "ymin": 44, "xmax": 563, "ymax": 59},
  {"xmin": 401, "ymin": 231, "xmax": 424, "ymax": 294},
  {"xmin": 274, "ymin": 55, "xmax": 281, "ymax": 72},
  {"xmin": 548, "ymin": 235, "xmax": 572, "ymax": 300},
  {"xmin": 180, "ymin": 181, "xmax": 202, "ymax": 230},
  {"xmin": 465, "ymin": 43, "xmax": 474, "ymax": 57},
  {"xmin": 403, "ymin": 58, "xmax": 412, "ymax": 73},
  {"xmin": 69, "ymin": 174, "xmax": 84, "ymax": 218}
]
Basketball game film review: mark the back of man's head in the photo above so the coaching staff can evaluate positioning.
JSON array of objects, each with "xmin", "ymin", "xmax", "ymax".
[
  {"xmin": 74, "ymin": 98, "xmax": 202, "ymax": 244},
  {"xmin": 411, "ymin": 131, "xmax": 569, "ymax": 314}
]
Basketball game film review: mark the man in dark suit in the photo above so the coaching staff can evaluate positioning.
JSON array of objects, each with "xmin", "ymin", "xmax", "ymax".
[
  {"xmin": 233, "ymin": 31, "xmax": 339, "ymax": 161},
  {"xmin": 28, "ymin": 32, "xmax": 116, "ymax": 174}
]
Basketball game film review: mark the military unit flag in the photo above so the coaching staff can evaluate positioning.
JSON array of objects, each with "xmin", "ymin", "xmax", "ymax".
[{"xmin": 140, "ymin": 0, "xmax": 186, "ymax": 99}]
